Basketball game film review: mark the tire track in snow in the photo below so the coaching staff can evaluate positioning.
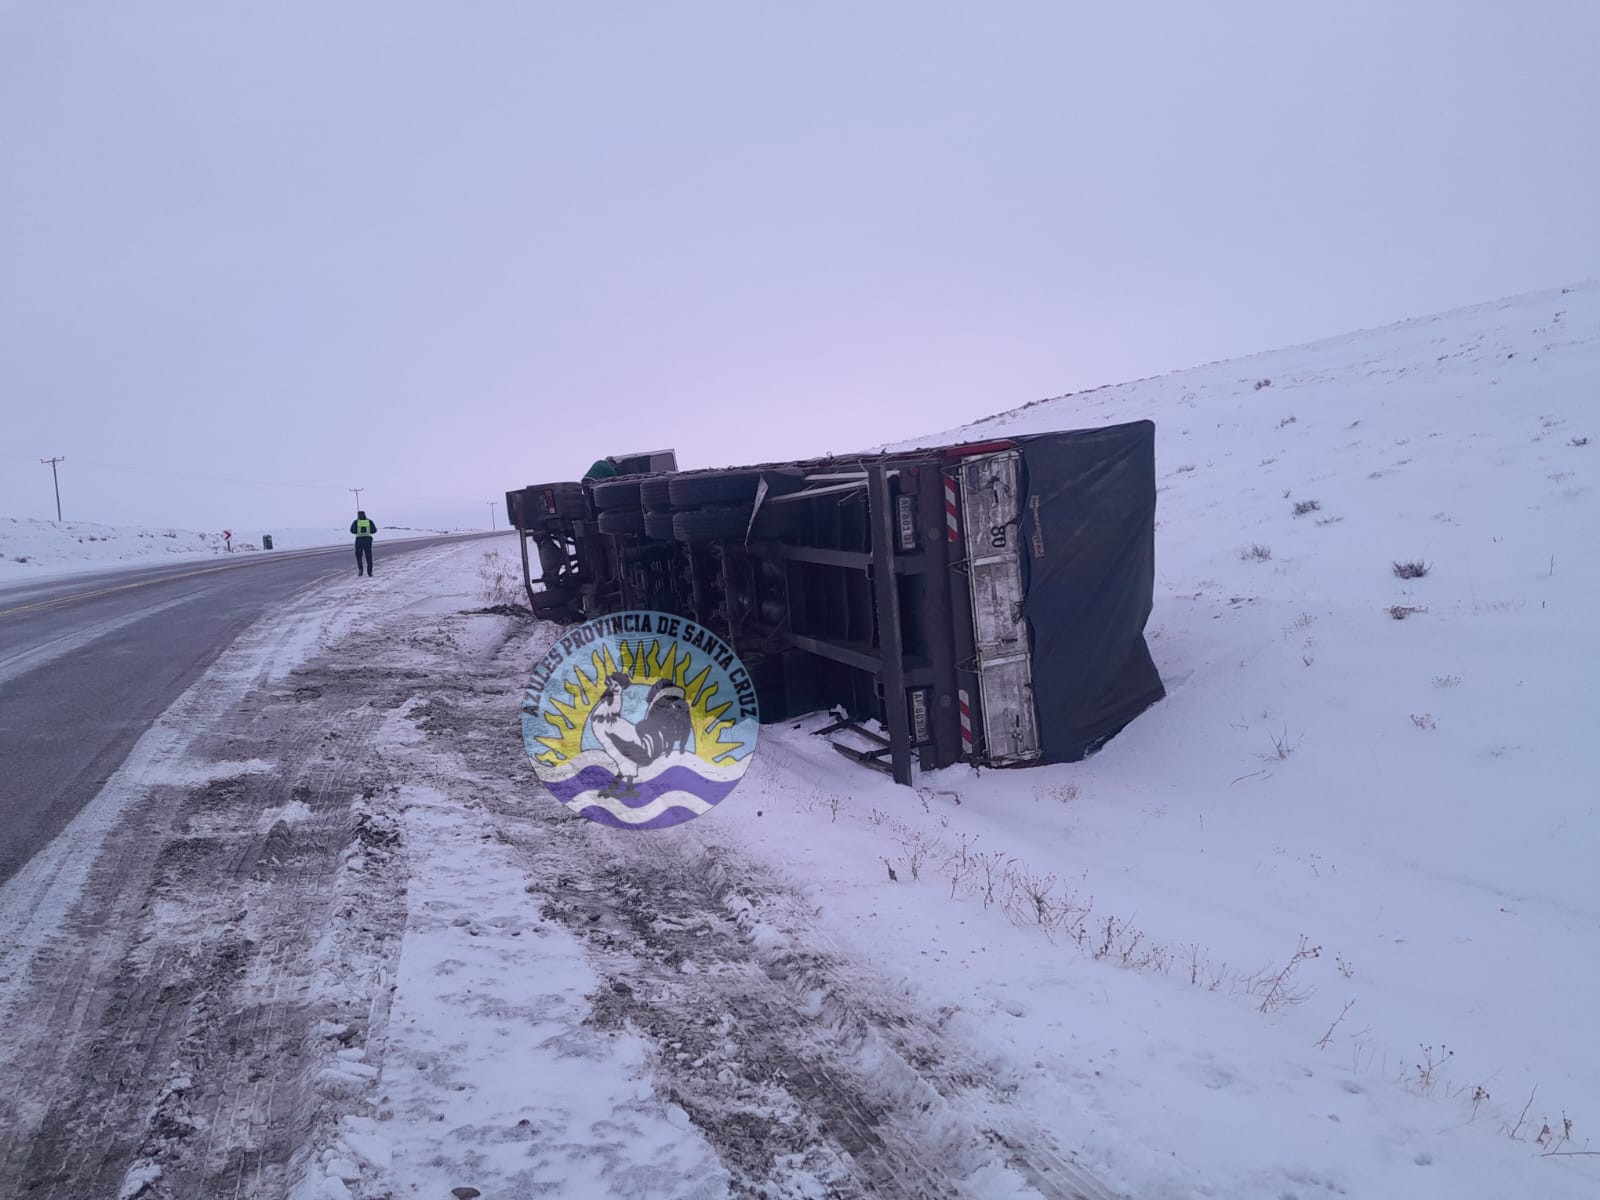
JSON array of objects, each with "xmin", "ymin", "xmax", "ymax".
[
  {"xmin": 0, "ymin": 669, "xmax": 399, "ymax": 1197},
  {"xmin": 0, "ymin": 549, "xmax": 469, "ymax": 1199},
  {"xmin": 0, "ymin": 561, "xmax": 1122, "ymax": 1199},
  {"xmin": 402, "ymin": 617, "xmax": 1124, "ymax": 1200}
]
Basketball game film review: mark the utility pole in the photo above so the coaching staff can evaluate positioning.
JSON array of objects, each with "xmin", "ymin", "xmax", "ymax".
[
  {"xmin": 350, "ymin": 487, "xmax": 364, "ymax": 511},
  {"xmin": 486, "ymin": 501, "xmax": 496, "ymax": 530},
  {"xmin": 40, "ymin": 457, "xmax": 65, "ymax": 521}
]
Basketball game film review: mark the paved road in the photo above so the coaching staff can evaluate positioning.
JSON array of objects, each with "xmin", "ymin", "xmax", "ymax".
[{"xmin": 0, "ymin": 533, "xmax": 506, "ymax": 882}]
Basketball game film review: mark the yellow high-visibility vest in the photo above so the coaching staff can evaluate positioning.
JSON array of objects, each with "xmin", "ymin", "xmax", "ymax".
[{"xmin": 355, "ymin": 519, "xmax": 375, "ymax": 536}]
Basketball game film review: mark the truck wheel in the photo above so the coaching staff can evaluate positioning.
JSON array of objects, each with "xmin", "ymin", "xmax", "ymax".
[
  {"xmin": 644, "ymin": 511, "xmax": 678, "ymax": 540},
  {"xmin": 597, "ymin": 509, "xmax": 646, "ymax": 536},
  {"xmin": 669, "ymin": 469, "xmax": 808, "ymax": 508},
  {"xmin": 640, "ymin": 477, "xmax": 676, "ymax": 512},
  {"xmin": 592, "ymin": 478, "xmax": 643, "ymax": 511},
  {"xmin": 672, "ymin": 505, "xmax": 755, "ymax": 542},
  {"xmin": 668, "ymin": 470, "xmax": 757, "ymax": 509}
]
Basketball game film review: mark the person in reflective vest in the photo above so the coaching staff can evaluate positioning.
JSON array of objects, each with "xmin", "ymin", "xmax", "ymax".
[{"xmin": 350, "ymin": 511, "xmax": 378, "ymax": 576}]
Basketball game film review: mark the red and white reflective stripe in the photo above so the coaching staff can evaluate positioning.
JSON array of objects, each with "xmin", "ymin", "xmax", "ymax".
[
  {"xmin": 944, "ymin": 477, "xmax": 960, "ymax": 543},
  {"xmin": 958, "ymin": 687, "xmax": 973, "ymax": 755}
]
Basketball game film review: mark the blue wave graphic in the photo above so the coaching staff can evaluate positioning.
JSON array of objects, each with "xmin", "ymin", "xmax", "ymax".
[{"xmin": 544, "ymin": 764, "xmax": 742, "ymax": 829}]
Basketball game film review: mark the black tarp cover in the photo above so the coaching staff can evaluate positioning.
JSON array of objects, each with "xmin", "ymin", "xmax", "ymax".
[{"xmin": 1016, "ymin": 420, "xmax": 1165, "ymax": 762}]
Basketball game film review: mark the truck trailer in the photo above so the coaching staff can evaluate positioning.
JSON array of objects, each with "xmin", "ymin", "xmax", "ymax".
[{"xmin": 506, "ymin": 422, "xmax": 1164, "ymax": 785}]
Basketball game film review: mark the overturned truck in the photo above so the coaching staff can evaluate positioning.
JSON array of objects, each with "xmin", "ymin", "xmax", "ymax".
[{"xmin": 506, "ymin": 422, "xmax": 1164, "ymax": 785}]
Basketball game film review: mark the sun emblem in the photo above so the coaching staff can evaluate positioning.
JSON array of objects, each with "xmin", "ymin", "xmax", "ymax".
[
  {"xmin": 521, "ymin": 611, "xmax": 760, "ymax": 829},
  {"xmin": 524, "ymin": 637, "xmax": 745, "ymax": 769}
]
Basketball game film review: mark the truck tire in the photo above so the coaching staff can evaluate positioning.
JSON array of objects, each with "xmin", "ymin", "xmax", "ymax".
[
  {"xmin": 644, "ymin": 511, "xmax": 678, "ymax": 540},
  {"xmin": 666, "ymin": 469, "xmax": 754, "ymax": 508},
  {"xmin": 592, "ymin": 478, "xmax": 643, "ymax": 511},
  {"xmin": 669, "ymin": 467, "xmax": 809, "ymax": 508},
  {"xmin": 672, "ymin": 505, "xmax": 754, "ymax": 542},
  {"xmin": 640, "ymin": 477, "xmax": 676, "ymax": 512},
  {"xmin": 597, "ymin": 508, "xmax": 646, "ymax": 536}
]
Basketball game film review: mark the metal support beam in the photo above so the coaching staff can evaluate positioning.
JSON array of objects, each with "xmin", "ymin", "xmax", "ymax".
[
  {"xmin": 786, "ymin": 633, "xmax": 882, "ymax": 675},
  {"xmin": 783, "ymin": 633, "xmax": 933, "ymax": 686},
  {"xmin": 518, "ymin": 531, "xmax": 538, "ymax": 612},
  {"xmin": 753, "ymin": 543, "xmax": 870, "ymax": 571},
  {"xmin": 868, "ymin": 464, "xmax": 914, "ymax": 785},
  {"xmin": 915, "ymin": 464, "xmax": 961, "ymax": 770},
  {"xmin": 749, "ymin": 540, "xmax": 928, "ymax": 574},
  {"xmin": 831, "ymin": 742, "xmax": 893, "ymax": 773}
]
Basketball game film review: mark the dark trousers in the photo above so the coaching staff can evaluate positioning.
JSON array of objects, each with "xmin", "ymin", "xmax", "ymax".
[{"xmin": 355, "ymin": 537, "xmax": 373, "ymax": 574}]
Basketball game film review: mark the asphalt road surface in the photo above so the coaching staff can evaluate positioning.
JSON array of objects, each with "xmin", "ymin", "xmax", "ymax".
[{"xmin": 0, "ymin": 533, "xmax": 506, "ymax": 882}]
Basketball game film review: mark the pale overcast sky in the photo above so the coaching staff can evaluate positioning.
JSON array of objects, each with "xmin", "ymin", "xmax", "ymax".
[{"xmin": 3, "ymin": 2, "xmax": 1597, "ymax": 532}]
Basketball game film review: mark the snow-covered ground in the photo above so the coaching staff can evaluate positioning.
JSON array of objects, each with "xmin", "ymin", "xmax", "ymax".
[
  {"xmin": 338, "ymin": 283, "xmax": 1597, "ymax": 1198},
  {"xmin": 0, "ymin": 517, "xmax": 261, "ymax": 580},
  {"xmin": 0, "ymin": 518, "xmax": 485, "ymax": 583},
  {"xmin": 3, "ymin": 282, "xmax": 1596, "ymax": 1199}
]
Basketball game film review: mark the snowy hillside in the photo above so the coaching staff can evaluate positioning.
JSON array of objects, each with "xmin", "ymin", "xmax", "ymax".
[
  {"xmin": 312, "ymin": 284, "xmax": 1597, "ymax": 1199},
  {"xmin": 307, "ymin": 284, "xmax": 1595, "ymax": 1200},
  {"xmin": 784, "ymin": 280, "xmax": 1597, "ymax": 1191}
]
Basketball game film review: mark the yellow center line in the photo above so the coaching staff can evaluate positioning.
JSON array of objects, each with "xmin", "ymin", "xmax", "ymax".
[{"xmin": 0, "ymin": 545, "xmax": 351, "ymax": 621}]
